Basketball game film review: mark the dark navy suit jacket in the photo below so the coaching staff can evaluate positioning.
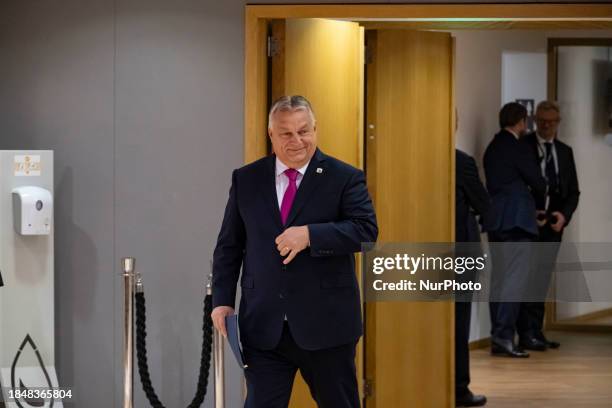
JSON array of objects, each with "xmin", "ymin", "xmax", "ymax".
[
  {"xmin": 522, "ymin": 132, "xmax": 580, "ymax": 224},
  {"xmin": 212, "ymin": 149, "xmax": 378, "ymax": 351},
  {"xmin": 456, "ymin": 149, "xmax": 490, "ymax": 243},
  {"xmin": 483, "ymin": 130, "xmax": 546, "ymax": 236}
]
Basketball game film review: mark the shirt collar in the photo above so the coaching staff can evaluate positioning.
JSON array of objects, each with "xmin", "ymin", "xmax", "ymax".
[
  {"xmin": 275, "ymin": 157, "xmax": 310, "ymax": 178},
  {"xmin": 504, "ymin": 128, "xmax": 519, "ymax": 140},
  {"xmin": 536, "ymin": 133, "xmax": 554, "ymax": 145}
]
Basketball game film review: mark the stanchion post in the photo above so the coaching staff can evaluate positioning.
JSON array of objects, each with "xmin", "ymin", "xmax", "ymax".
[
  {"xmin": 210, "ymin": 273, "xmax": 225, "ymax": 408},
  {"xmin": 122, "ymin": 257, "xmax": 136, "ymax": 408}
]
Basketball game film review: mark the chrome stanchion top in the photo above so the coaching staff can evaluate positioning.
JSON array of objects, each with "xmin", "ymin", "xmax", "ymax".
[
  {"xmin": 122, "ymin": 257, "xmax": 135, "ymax": 274},
  {"xmin": 207, "ymin": 273, "xmax": 213, "ymax": 296}
]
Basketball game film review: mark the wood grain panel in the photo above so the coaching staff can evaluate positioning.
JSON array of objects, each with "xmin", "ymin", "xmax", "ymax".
[
  {"xmin": 366, "ymin": 29, "xmax": 454, "ymax": 408},
  {"xmin": 283, "ymin": 18, "xmax": 363, "ymax": 167},
  {"xmin": 360, "ymin": 20, "xmax": 612, "ymax": 31},
  {"xmin": 244, "ymin": 12, "xmax": 269, "ymax": 163},
  {"xmin": 245, "ymin": 4, "xmax": 612, "ymax": 20}
]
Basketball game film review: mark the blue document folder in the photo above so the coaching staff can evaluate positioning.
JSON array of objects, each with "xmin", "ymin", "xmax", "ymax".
[{"xmin": 225, "ymin": 314, "xmax": 247, "ymax": 368}]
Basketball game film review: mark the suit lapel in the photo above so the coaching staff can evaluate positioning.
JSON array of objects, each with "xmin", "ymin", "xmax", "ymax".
[
  {"xmin": 261, "ymin": 154, "xmax": 284, "ymax": 230},
  {"xmin": 554, "ymin": 140, "xmax": 567, "ymax": 182},
  {"xmin": 284, "ymin": 149, "xmax": 327, "ymax": 227},
  {"xmin": 527, "ymin": 133, "xmax": 541, "ymax": 161}
]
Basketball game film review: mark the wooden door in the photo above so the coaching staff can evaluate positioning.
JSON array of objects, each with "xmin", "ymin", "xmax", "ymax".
[
  {"xmin": 365, "ymin": 29, "xmax": 455, "ymax": 408},
  {"xmin": 271, "ymin": 18, "xmax": 364, "ymax": 168},
  {"xmin": 270, "ymin": 18, "xmax": 365, "ymax": 407}
]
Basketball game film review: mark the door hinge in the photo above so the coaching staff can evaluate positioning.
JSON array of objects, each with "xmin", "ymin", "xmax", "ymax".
[
  {"xmin": 364, "ymin": 378, "xmax": 374, "ymax": 399},
  {"xmin": 267, "ymin": 35, "xmax": 280, "ymax": 57}
]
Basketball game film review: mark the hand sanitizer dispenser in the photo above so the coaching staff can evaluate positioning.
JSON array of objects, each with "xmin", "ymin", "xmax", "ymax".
[{"xmin": 12, "ymin": 186, "xmax": 53, "ymax": 235}]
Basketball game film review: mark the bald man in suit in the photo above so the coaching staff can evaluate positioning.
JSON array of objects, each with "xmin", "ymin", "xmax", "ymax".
[{"xmin": 212, "ymin": 95, "xmax": 378, "ymax": 408}]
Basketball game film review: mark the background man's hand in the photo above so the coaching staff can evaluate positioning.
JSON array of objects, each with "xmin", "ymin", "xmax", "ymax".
[
  {"xmin": 211, "ymin": 306, "xmax": 234, "ymax": 337},
  {"xmin": 536, "ymin": 210, "xmax": 548, "ymax": 227},
  {"xmin": 550, "ymin": 211, "xmax": 566, "ymax": 233},
  {"xmin": 275, "ymin": 226, "xmax": 310, "ymax": 265}
]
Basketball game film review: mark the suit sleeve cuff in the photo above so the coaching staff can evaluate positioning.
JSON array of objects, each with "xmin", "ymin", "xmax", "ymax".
[{"xmin": 308, "ymin": 224, "xmax": 335, "ymax": 257}]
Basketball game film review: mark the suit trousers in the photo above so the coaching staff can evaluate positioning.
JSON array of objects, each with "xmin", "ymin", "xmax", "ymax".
[
  {"xmin": 243, "ymin": 322, "xmax": 360, "ymax": 408},
  {"xmin": 517, "ymin": 226, "xmax": 562, "ymax": 341},
  {"xmin": 454, "ymin": 266, "xmax": 479, "ymax": 396},
  {"xmin": 455, "ymin": 300, "xmax": 472, "ymax": 396},
  {"xmin": 488, "ymin": 229, "xmax": 534, "ymax": 341}
]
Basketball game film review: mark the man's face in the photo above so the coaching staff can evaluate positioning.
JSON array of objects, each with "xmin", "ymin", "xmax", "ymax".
[
  {"xmin": 536, "ymin": 109, "xmax": 561, "ymax": 140},
  {"xmin": 268, "ymin": 109, "xmax": 317, "ymax": 168}
]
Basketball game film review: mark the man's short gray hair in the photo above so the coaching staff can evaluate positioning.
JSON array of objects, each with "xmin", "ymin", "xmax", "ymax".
[
  {"xmin": 268, "ymin": 95, "xmax": 316, "ymax": 130},
  {"xmin": 536, "ymin": 100, "xmax": 561, "ymax": 115}
]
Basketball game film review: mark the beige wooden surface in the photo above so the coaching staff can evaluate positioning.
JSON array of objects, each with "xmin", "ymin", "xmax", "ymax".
[
  {"xmin": 471, "ymin": 331, "xmax": 612, "ymax": 407},
  {"xmin": 365, "ymin": 29, "xmax": 455, "ymax": 408},
  {"xmin": 246, "ymin": 4, "xmax": 612, "ymax": 20},
  {"xmin": 283, "ymin": 18, "xmax": 363, "ymax": 167}
]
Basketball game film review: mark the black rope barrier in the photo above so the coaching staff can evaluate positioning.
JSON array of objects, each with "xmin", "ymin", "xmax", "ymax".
[{"xmin": 135, "ymin": 289, "xmax": 213, "ymax": 408}]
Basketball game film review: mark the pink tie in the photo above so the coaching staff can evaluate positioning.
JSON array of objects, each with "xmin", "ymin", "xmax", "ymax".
[{"xmin": 280, "ymin": 168, "xmax": 298, "ymax": 225}]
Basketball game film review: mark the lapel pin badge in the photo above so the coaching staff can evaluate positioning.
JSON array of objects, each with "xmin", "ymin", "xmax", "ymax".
[{"xmin": 316, "ymin": 168, "xmax": 323, "ymax": 174}]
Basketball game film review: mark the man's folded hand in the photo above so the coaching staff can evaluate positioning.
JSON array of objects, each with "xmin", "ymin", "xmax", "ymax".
[{"xmin": 275, "ymin": 226, "xmax": 310, "ymax": 265}]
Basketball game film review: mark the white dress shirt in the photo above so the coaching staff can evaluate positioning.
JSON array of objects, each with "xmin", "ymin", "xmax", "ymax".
[
  {"xmin": 275, "ymin": 157, "xmax": 310, "ymax": 208},
  {"xmin": 536, "ymin": 133, "xmax": 559, "ymax": 176},
  {"xmin": 536, "ymin": 133, "xmax": 559, "ymax": 211},
  {"xmin": 275, "ymin": 157, "xmax": 309, "ymax": 321}
]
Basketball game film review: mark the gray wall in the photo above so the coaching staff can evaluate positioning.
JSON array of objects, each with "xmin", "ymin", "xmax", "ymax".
[
  {"xmin": 113, "ymin": 1, "xmax": 245, "ymax": 407},
  {"xmin": 1, "ymin": 0, "xmax": 245, "ymax": 406},
  {"xmin": 1, "ymin": 1, "xmax": 116, "ymax": 405},
  {"xmin": 0, "ymin": 1, "xmax": 609, "ymax": 407}
]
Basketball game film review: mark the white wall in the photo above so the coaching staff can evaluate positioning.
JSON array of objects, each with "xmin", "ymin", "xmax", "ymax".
[
  {"xmin": 502, "ymin": 51, "xmax": 547, "ymax": 106},
  {"xmin": 501, "ymin": 51, "xmax": 547, "ymax": 132},
  {"xmin": 455, "ymin": 30, "xmax": 543, "ymax": 159},
  {"xmin": 455, "ymin": 30, "xmax": 612, "ymax": 158},
  {"xmin": 453, "ymin": 30, "xmax": 612, "ymax": 341}
]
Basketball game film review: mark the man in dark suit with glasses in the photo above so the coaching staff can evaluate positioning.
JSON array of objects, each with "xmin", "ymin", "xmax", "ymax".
[{"xmin": 520, "ymin": 101, "xmax": 580, "ymax": 351}]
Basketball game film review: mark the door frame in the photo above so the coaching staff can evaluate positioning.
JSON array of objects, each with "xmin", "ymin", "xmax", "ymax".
[
  {"xmin": 243, "ymin": 3, "xmax": 612, "ymax": 406},
  {"xmin": 545, "ymin": 36, "xmax": 612, "ymax": 333},
  {"xmin": 245, "ymin": 3, "xmax": 612, "ymax": 163}
]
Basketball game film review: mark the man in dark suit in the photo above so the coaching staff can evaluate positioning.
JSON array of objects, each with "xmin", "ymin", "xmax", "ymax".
[
  {"xmin": 211, "ymin": 95, "xmax": 378, "ymax": 408},
  {"xmin": 483, "ymin": 102, "xmax": 547, "ymax": 358},
  {"xmin": 520, "ymin": 101, "xmax": 580, "ymax": 350},
  {"xmin": 455, "ymin": 149, "xmax": 489, "ymax": 407}
]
